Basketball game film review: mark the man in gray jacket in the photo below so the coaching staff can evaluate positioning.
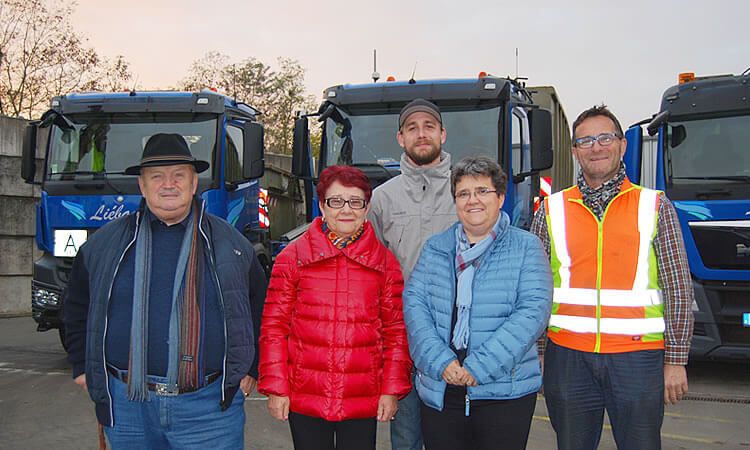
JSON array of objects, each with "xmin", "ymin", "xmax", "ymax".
[{"xmin": 368, "ymin": 98, "xmax": 457, "ymax": 450}]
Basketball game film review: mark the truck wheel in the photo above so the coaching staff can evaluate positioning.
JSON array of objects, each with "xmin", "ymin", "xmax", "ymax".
[{"xmin": 58, "ymin": 326, "xmax": 69, "ymax": 352}]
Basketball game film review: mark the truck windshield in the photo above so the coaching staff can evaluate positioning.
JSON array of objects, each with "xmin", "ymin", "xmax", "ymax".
[
  {"xmin": 46, "ymin": 113, "xmax": 217, "ymax": 180},
  {"xmin": 324, "ymin": 106, "xmax": 502, "ymax": 166},
  {"xmin": 667, "ymin": 115, "xmax": 750, "ymax": 185}
]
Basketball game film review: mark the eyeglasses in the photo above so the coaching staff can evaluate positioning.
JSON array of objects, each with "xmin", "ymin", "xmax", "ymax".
[
  {"xmin": 325, "ymin": 197, "xmax": 367, "ymax": 209},
  {"xmin": 455, "ymin": 187, "xmax": 498, "ymax": 202},
  {"xmin": 574, "ymin": 132, "xmax": 622, "ymax": 149}
]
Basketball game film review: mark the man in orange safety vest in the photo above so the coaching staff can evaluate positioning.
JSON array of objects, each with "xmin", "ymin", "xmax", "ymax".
[{"xmin": 530, "ymin": 105, "xmax": 695, "ymax": 450}]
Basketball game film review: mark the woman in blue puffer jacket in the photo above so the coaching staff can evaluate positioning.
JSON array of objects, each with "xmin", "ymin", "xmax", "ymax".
[{"xmin": 403, "ymin": 156, "xmax": 553, "ymax": 450}]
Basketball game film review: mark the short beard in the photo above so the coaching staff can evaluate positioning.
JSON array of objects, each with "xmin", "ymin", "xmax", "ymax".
[{"xmin": 405, "ymin": 145, "xmax": 441, "ymax": 166}]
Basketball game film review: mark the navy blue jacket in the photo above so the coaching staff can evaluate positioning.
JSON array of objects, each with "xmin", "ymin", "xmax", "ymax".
[
  {"xmin": 63, "ymin": 198, "xmax": 266, "ymax": 426},
  {"xmin": 403, "ymin": 214, "xmax": 552, "ymax": 411}
]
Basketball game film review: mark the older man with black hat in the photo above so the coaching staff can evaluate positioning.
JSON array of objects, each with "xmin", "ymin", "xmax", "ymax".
[
  {"xmin": 368, "ymin": 98, "xmax": 457, "ymax": 450},
  {"xmin": 63, "ymin": 133, "xmax": 266, "ymax": 448}
]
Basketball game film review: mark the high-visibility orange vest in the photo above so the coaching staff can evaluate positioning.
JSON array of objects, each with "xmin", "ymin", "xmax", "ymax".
[{"xmin": 544, "ymin": 179, "xmax": 665, "ymax": 353}]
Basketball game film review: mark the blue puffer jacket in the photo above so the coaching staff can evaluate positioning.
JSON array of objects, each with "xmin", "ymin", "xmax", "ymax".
[
  {"xmin": 62, "ymin": 198, "xmax": 266, "ymax": 426},
  {"xmin": 403, "ymin": 212, "xmax": 552, "ymax": 411}
]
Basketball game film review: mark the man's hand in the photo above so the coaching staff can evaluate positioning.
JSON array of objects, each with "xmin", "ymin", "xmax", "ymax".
[
  {"xmin": 240, "ymin": 375, "xmax": 256, "ymax": 396},
  {"xmin": 664, "ymin": 364, "xmax": 688, "ymax": 405},
  {"xmin": 267, "ymin": 394, "xmax": 290, "ymax": 421},
  {"xmin": 74, "ymin": 374, "xmax": 87, "ymax": 393},
  {"xmin": 377, "ymin": 394, "xmax": 398, "ymax": 422}
]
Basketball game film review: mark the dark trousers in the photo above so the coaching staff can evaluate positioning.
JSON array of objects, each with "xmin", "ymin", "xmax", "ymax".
[
  {"xmin": 288, "ymin": 411, "xmax": 376, "ymax": 450},
  {"xmin": 543, "ymin": 341, "xmax": 665, "ymax": 450},
  {"xmin": 420, "ymin": 387, "xmax": 536, "ymax": 450}
]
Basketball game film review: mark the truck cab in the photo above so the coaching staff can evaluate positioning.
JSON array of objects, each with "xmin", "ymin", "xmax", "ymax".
[
  {"xmin": 291, "ymin": 76, "xmax": 563, "ymax": 234},
  {"xmin": 625, "ymin": 72, "xmax": 750, "ymax": 360},
  {"xmin": 21, "ymin": 91, "xmax": 268, "ymax": 348}
]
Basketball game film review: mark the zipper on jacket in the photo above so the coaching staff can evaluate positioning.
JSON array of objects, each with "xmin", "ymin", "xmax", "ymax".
[
  {"xmin": 102, "ymin": 210, "xmax": 141, "ymax": 426},
  {"xmin": 595, "ymin": 219, "xmax": 603, "ymax": 353},
  {"xmin": 574, "ymin": 186, "xmax": 636, "ymax": 354},
  {"xmin": 198, "ymin": 202, "xmax": 229, "ymax": 404}
]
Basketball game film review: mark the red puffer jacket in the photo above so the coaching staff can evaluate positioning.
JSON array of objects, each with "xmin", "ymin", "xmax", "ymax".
[{"xmin": 258, "ymin": 217, "xmax": 412, "ymax": 421}]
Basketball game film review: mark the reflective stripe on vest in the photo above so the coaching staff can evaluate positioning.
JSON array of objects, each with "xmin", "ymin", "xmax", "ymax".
[{"xmin": 545, "ymin": 182, "xmax": 665, "ymax": 353}]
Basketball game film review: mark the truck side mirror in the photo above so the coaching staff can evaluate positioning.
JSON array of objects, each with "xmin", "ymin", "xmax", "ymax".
[
  {"xmin": 242, "ymin": 121, "xmax": 265, "ymax": 180},
  {"xmin": 291, "ymin": 117, "xmax": 310, "ymax": 177},
  {"xmin": 529, "ymin": 108, "xmax": 553, "ymax": 171},
  {"xmin": 21, "ymin": 124, "xmax": 38, "ymax": 183},
  {"xmin": 647, "ymin": 110, "xmax": 670, "ymax": 137}
]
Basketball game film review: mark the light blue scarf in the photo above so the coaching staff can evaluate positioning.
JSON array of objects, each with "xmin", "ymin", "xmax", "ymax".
[{"xmin": 452, "ymin": 212, "xmax": 507, "ymax": 350}]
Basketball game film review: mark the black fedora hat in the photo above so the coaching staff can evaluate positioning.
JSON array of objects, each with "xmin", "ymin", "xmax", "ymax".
[{"xmin": 125, "ymin": 133, "xmax": 209, "ymax": 175}]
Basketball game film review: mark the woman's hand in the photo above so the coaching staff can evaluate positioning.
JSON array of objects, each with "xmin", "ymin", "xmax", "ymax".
[
  {"xmin": 377, "ymin": 394, "xmax": 398, "ymax": 422},
  {"xmin": 267, "ymin": 394, "xmax": 290, "ymax": 421},
  {"xmin": 442, "ymin": 360, "xmax": 478, "ymax": 386},
  {"xmin": 442, "ymin": 360, "xmax": 463, "ymax": 385}
]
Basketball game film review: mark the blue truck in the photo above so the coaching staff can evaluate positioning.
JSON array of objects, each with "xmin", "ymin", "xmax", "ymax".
[
  {"xmin": 20, "ymin": 90, "xmax": 269, "ymax": 349},
  {"xmin": 625, "ymin": 71, "xmax": 750, "ymax": 360},
  {"xmin": 287, "ymin": 75, "xmax": 572, "ymax": 237}
]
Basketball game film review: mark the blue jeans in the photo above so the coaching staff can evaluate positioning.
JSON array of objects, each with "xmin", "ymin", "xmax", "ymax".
[
  {"xmin": 104, "ymin": 372, "xmax": 245, "ymax": 449},
  {"xmin": 543, "ymin": 341, "xmax": 664, "ymax": 450},
  {"xmin": 390, "ymin": 376, "xmax": 423, "ymax": 450}
]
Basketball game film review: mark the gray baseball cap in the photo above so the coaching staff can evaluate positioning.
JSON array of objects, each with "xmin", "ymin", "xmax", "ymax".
[{"xmin": 399, "ymin": 98, "xmax": 442, "ymax": 129}]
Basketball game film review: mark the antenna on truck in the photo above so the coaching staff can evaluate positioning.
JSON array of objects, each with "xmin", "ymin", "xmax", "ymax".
[
  {"xmin": 372, "ymin": 49, "xmax": 380, "ymax": 83},
  {"xmin": 515, "ymin": 47, "xmax": 519, "ymax": 79},
  {"xmin": 409, "ymin": 62, "xmax": 417, "ymax": 84}
]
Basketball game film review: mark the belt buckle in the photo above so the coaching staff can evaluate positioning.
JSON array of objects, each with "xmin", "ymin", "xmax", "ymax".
[{"xmin": 154, "ymin": 382, "xmax": 178, "ymax": 397}]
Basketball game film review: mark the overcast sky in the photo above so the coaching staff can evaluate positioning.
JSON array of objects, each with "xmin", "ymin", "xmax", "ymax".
[{"xmin": 72, "ymin": 0, "xmax": 748, "ymax": 130}]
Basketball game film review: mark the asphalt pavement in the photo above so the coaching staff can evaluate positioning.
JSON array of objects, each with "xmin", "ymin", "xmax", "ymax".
[{"xmin": 1, "ymin": 316, "xmax": 749, "ymax": 449}]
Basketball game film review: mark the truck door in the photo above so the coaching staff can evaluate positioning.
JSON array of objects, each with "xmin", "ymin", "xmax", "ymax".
[{"xmin": 510, "ymin": 107, "xmax": 533, "ymax": 229}]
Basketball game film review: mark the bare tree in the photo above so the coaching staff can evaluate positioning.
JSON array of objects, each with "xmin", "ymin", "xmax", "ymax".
[
  {"xmin": 0, "ymin": 0, "xmax": 123, "ymax": 118},
  {"xmin": 83, "ymin": 55, "xmax": 133, "ymax": 92}
]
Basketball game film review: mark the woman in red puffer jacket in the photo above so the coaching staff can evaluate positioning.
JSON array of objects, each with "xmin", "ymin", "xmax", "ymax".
[{"xmin": 258, "ymin": 165, "xmax": 411, "ymax": 450}]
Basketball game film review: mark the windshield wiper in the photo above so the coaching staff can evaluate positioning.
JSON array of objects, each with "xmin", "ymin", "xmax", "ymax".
[
  {"xmin": 55, "ymin": 170, "xmax": 127, "ymax": 194},
  {"xmin": 672, "ymin": 176, "xmax": 750, "ymax": 183},
  {"xmin": 54, "ymin": 170, "xmax": 126, "ymax": 176}
]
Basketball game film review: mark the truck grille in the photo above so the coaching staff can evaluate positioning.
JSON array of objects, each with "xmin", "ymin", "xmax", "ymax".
[
  {"xmin": 690, "ymin": 222, "xmax": 750, "ymax": 270},
  {"xmin": 700, "ymin": 280, "xmax": 750, "ymax": 346}
]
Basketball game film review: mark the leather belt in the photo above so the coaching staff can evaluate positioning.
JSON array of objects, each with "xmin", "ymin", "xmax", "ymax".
[{"xmin": 106, "ymin": 365, "xmax": 221, "ymax": 396}]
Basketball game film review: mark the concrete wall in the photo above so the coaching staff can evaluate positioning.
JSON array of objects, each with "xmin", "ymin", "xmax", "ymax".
[{"xmin": 0, "ymin": 116, "xmax": 41, "ymax": 316}]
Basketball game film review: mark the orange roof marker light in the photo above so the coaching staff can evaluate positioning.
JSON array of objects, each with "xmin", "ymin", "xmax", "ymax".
[
  {"xmin": 478, "ymin": 71, "xmax": 488, "ymax": 78},
  {"xmin": 679, "ymin": 73, "xmax": 695, "ymax": 84},
  {"xmin": 386, "ymin": 76, "xmax": 396, "ymax": 82}
]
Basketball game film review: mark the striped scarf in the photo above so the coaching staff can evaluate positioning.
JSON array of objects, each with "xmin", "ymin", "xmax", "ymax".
[
  {"xmin": 321, "ymin": 221, "xmax": 365, "ymax": 249},
  {"xmin": 127, "ymin": 202, "xmax": 205, "ymax": 400}
]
